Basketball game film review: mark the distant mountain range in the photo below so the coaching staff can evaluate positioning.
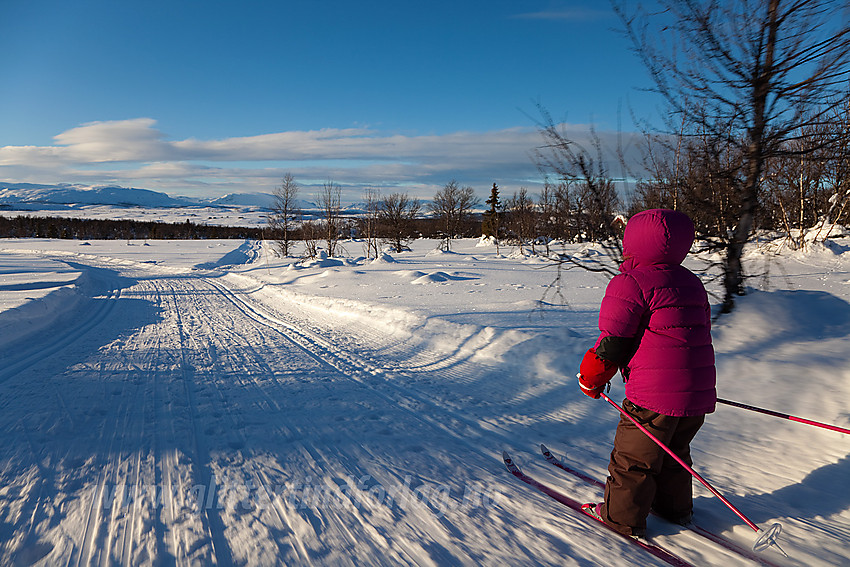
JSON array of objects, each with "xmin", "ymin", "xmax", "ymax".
[
  {"xmin": 0, "ymin": 182, "xmax": 287, "ymax": 211},
  {"xmin": 0, "ymin": 182, "xmax": 448, "ymax": 217}
]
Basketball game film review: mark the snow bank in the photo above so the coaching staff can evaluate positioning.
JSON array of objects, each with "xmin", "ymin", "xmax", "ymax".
[
  {"xmin": 713, "ymin": 288, "xmax": 850, "ymax": 352},
  {"xmin": 193, "ymin": 239, "xmax": 261, "ymax": 270},
  {"xmin": 370, "ymin": 252, "xmax": 396, "ymax": 264},
  {"xmin": 0, "ymin": 255, "xmax": 86, "ymax": 349}
]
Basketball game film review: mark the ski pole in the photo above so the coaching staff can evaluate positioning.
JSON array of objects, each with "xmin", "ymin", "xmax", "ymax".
[
  {"xmin": 599, "ymin": 392, "xmax": 787, "ymax": 556},
  {"xmin": 718, "ymin": 398, "xmax": 850, "ymax": 435}
]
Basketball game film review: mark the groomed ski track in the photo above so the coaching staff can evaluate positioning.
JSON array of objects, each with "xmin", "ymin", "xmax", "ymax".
[{"xmin": 0, "ymin": 253, "xmax": 819, "ymax": 566}]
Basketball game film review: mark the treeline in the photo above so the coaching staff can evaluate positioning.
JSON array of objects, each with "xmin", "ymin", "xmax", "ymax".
[
  {"xmin": 266, "ymin": 175, "xmax": 627, "ymax": 260},
  {"xmin": 0, "ymin": 215, "xmax": 265, "ymax": 240},
  {"xmin": 629, "ymin": 109, "xmax": 850, "ymax": 250},
  {"xmin": 267, "ymin": 177, "xmax": 483, "ymax": 257},
  {"xmin": 0, "ymin": 210, "xmax": 482, "ymax": 245}
]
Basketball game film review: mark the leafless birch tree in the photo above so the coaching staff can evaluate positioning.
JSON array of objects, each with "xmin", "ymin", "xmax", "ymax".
[
  {"xmin": 429, "ymin": 180, "xmax": 479, "ymax": 251},
  {"xmin": 267, "ymin": 173, "xmax": 300, "ymax": 257},
  {"xmin": 613, "ymin": 0, "xmax": 850, "ymax": 312},
  {"xmin": 379, "ymin": 192, "xmax": 421, "ymax": 253},
  {"xmin": 318, "ymin": 180, "xmax": 343, "ymax": 257}
]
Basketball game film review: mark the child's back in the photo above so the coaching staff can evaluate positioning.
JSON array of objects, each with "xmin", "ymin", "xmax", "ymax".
[
  {"xmin": 577, "ymin": 208, "xmax": 717, "ymax": 537},
  {"xmin": 597, "ymin": 209, "xmax": 716, "ymax": 416}
]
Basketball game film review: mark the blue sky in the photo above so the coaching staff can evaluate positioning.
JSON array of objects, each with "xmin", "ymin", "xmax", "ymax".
[{"xmin": 0, "ymin": 0, "xmax": 662, "ymax": 202}]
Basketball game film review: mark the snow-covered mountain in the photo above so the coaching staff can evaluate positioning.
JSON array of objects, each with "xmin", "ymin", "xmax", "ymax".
[
  {"xmin": 0, "ymin": 183, "xmax": 196, "ymax": 209},
  {"xmin": 207, "ymin": 192, "xmax": 277, "ymax": 209},
  {"xmin": 0, "ymin": 183, "xmax": 472, "ymax": 219},
  {"xmin": 0, "ymin": 182, "xmax": 284, "ymax": 211}
]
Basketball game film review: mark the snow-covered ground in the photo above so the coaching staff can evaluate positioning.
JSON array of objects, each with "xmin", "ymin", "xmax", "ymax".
[
  {"xmin": 1, "ymin": 205, "xmax": 271, "ymax": 229},
  {"xmin": 0, "ymin": 183, "xmax": 276, "ymax": 228},
  {"xmin": 0, "ymin": 235, "xmax": 848, "ymax": 566}
]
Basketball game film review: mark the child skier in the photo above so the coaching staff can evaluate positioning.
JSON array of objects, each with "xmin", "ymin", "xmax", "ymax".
[{"xmin": 577, "ymin": 208, "xmax": 716, "ymax": 538}]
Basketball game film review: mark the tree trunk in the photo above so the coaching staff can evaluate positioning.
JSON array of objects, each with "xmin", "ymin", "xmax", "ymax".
[{"xmin": 721, "ymin": 0, "xmax": 779, "ymax": 313}]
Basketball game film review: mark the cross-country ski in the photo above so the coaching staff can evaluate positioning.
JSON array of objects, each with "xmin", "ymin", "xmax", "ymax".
[
  {"xmin": 503, "ymin": 451, "xmax": 694, "ymax": 567},
  {"xmin": 540, "ymin": 444, "xmax": 787, "ymax": 567}
]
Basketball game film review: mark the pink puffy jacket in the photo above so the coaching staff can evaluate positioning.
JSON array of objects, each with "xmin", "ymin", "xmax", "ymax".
[{"xmin": 594, "ymin": 209, "xmax": 716, "ymax": 417}]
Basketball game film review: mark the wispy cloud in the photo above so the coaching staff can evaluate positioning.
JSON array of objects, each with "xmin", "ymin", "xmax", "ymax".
[{"xmin": 0, "ymin": 118, "xmax": 633, "ymax": 201}]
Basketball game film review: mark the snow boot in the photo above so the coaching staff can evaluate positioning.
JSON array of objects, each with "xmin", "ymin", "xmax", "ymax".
[{"xmin": 582, "ymin": 503, "xmax": 647, "ymax": 539}]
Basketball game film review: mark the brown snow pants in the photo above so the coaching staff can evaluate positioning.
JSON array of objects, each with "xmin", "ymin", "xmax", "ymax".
[{"xmin": 599, "ymin": 399, "xmax": 705, "ymax": 537}]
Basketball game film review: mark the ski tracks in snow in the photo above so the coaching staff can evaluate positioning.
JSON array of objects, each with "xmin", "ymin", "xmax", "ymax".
[
  {"xmin": 1, "ymin": 260, "xmax": 791, "ymax": 567},
  {"xmin": 0, "ymin": 265, "xmax": 571, "ymax": 566}
]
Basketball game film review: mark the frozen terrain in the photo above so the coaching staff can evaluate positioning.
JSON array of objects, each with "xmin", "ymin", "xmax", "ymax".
[
  {"xmin": 0, "ymin": 182, "xmax": 375, "ymax": 229},
  {"xmin": 0, "ymin": 235, "xmax": 848, "ymax": 566}
]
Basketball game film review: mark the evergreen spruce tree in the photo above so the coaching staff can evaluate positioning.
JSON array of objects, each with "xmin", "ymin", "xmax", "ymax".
[{"xmin": 481, "ymin": 183, "xmax": 502, "ymax": 239}]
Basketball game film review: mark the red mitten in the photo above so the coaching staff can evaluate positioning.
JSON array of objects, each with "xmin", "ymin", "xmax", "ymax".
[
  {"xmin": 577, "ymin": 374, "xmax": 606, "ymax": 398},
  {"xmin": 578, "ymin": 348, "xmax": 618, "ymax": 398}
]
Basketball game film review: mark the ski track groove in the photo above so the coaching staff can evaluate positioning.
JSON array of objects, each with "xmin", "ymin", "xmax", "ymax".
[
  {"xmin": 10, "ymin": 420, "xmax": 49, "ymax": 562},
  {"xmin": 102, "ymin": 342, "xmax": 150, "ymax": 567},
  {"xmin": 167, "ymin": 278, "xmax": 234, "ymax": 566},
  {"xmin": 192, "ymin": 276, "xmax": 406, "ymax": 565},
  {"xmin": 118, "ymin": 337, "xmax": 150, "ymax": 567},
  {"xmin": 121, "ymin": 344, "xmax": 149, "ymax": 567},
  {"xmin": 179, "ymin": 279, "xmax": 312, "ymax": 565},
  {"xmin": 143, "ymin": 327, "xmax": 168, "ymax": 567},
  {"xmin": 217, "ymin": 358, "xmax": 316, "ymax": 564},
  {"xmin": 72, "ymin": 357, "xmax": 128, "ymax": 567},
  {"xmin": 162, "ymin": 280, "xmax": 204, "ymax": 566},
  {"xmin": 147, "ymin": 282, "xmax": 184, "ymax": 567}
]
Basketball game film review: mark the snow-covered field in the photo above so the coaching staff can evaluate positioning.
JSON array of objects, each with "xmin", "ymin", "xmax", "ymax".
[
  {"xmin": 0, "ymin": 235, "xmax": 848, "ymax": 566},
  {"xmin": 1, "ymin": 205, "xmax": 270, "ymax": 229}
]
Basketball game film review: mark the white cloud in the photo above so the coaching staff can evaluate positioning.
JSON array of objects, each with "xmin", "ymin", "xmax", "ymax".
[
  {"xmin": 0, "ymin": 117, "xmax": 638, "ymax": 201},
  {"xmin": 54, "ymin": 118, "xmax": 172, "ymax": 162}
]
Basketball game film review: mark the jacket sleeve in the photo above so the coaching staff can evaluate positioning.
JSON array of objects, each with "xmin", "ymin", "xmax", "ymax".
[
  {"xmin": 591, "ymin": 273, "xmax": 646, "ymax": 368},
  {"xmin": 597, "ymin": 273, "xmax": 646, "ymax": 339},
  {"xmin": 596, "ymin": 335, "xmax": 636, "ymax": 365}
]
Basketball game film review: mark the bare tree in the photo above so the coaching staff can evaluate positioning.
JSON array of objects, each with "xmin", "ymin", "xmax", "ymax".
[
  {"xmin": 429, "ymin": 180, "xmax": 480, "ymax": 251},
  {"xmin": 537, "ymin": 181, "xmax": 558, "ymax": 254},
  {"xmin": 761, "ymin": 128, "xmax": 832, "ymax": 247},
  {"xmin": 806, "ymin": 94, "xmax": 850, "ymax": 237},
  {"xmin": 379, "ymin": 192, "xmax": 421, "ymax": 253},
  {"xmin": 317, "ymin": 180, "xmax": 343, "ymax": 257},
  {"xmin": 789, "ymin": 92, "xmax": 850, "ymax": 240},
  {"xmin": 632, "ymin": 116, "xmax": 745, "ymax": 279},
  {"xmin": 535, "ymin": 111, "xmax": 624, "ymax": 275},
  {"xmin": 302, "ymin": 219, "xmax": 320, "ymax": 259},
  {"xmin": 613, "ymin": 0, "xmax": 850, "ymax": 312},
  {"xmin": 267, "ymin": 173, "xmax": 301, "ymax": 257},
  {"xmin": 552, "ymin": 181, "xmax": 575, "ymax": 242},
  {"xmin": 361, "ymin": 188, "xmax": 381, "ymax": 259},
  {"xmin": 505, "ymin": 187, "xmax": 537, "ymax": 254}
]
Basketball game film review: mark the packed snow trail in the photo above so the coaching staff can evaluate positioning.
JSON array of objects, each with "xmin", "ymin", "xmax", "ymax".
[
  {"xmin": 1, "ymin": 246, "xmax": 846, "ymax": 566},
  {"xmin": 0, "ymin": 262, "xmax": 617, "ymax": 566}
]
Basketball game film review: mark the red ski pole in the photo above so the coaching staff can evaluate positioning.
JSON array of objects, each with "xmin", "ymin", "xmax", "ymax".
[
  {"xmin": 599, "ymin": 392, "xmax": 787, "ymax": 556},
  {"xmin": 718, "ymin": 398, "xmax": 850, "ymax": 435}
]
